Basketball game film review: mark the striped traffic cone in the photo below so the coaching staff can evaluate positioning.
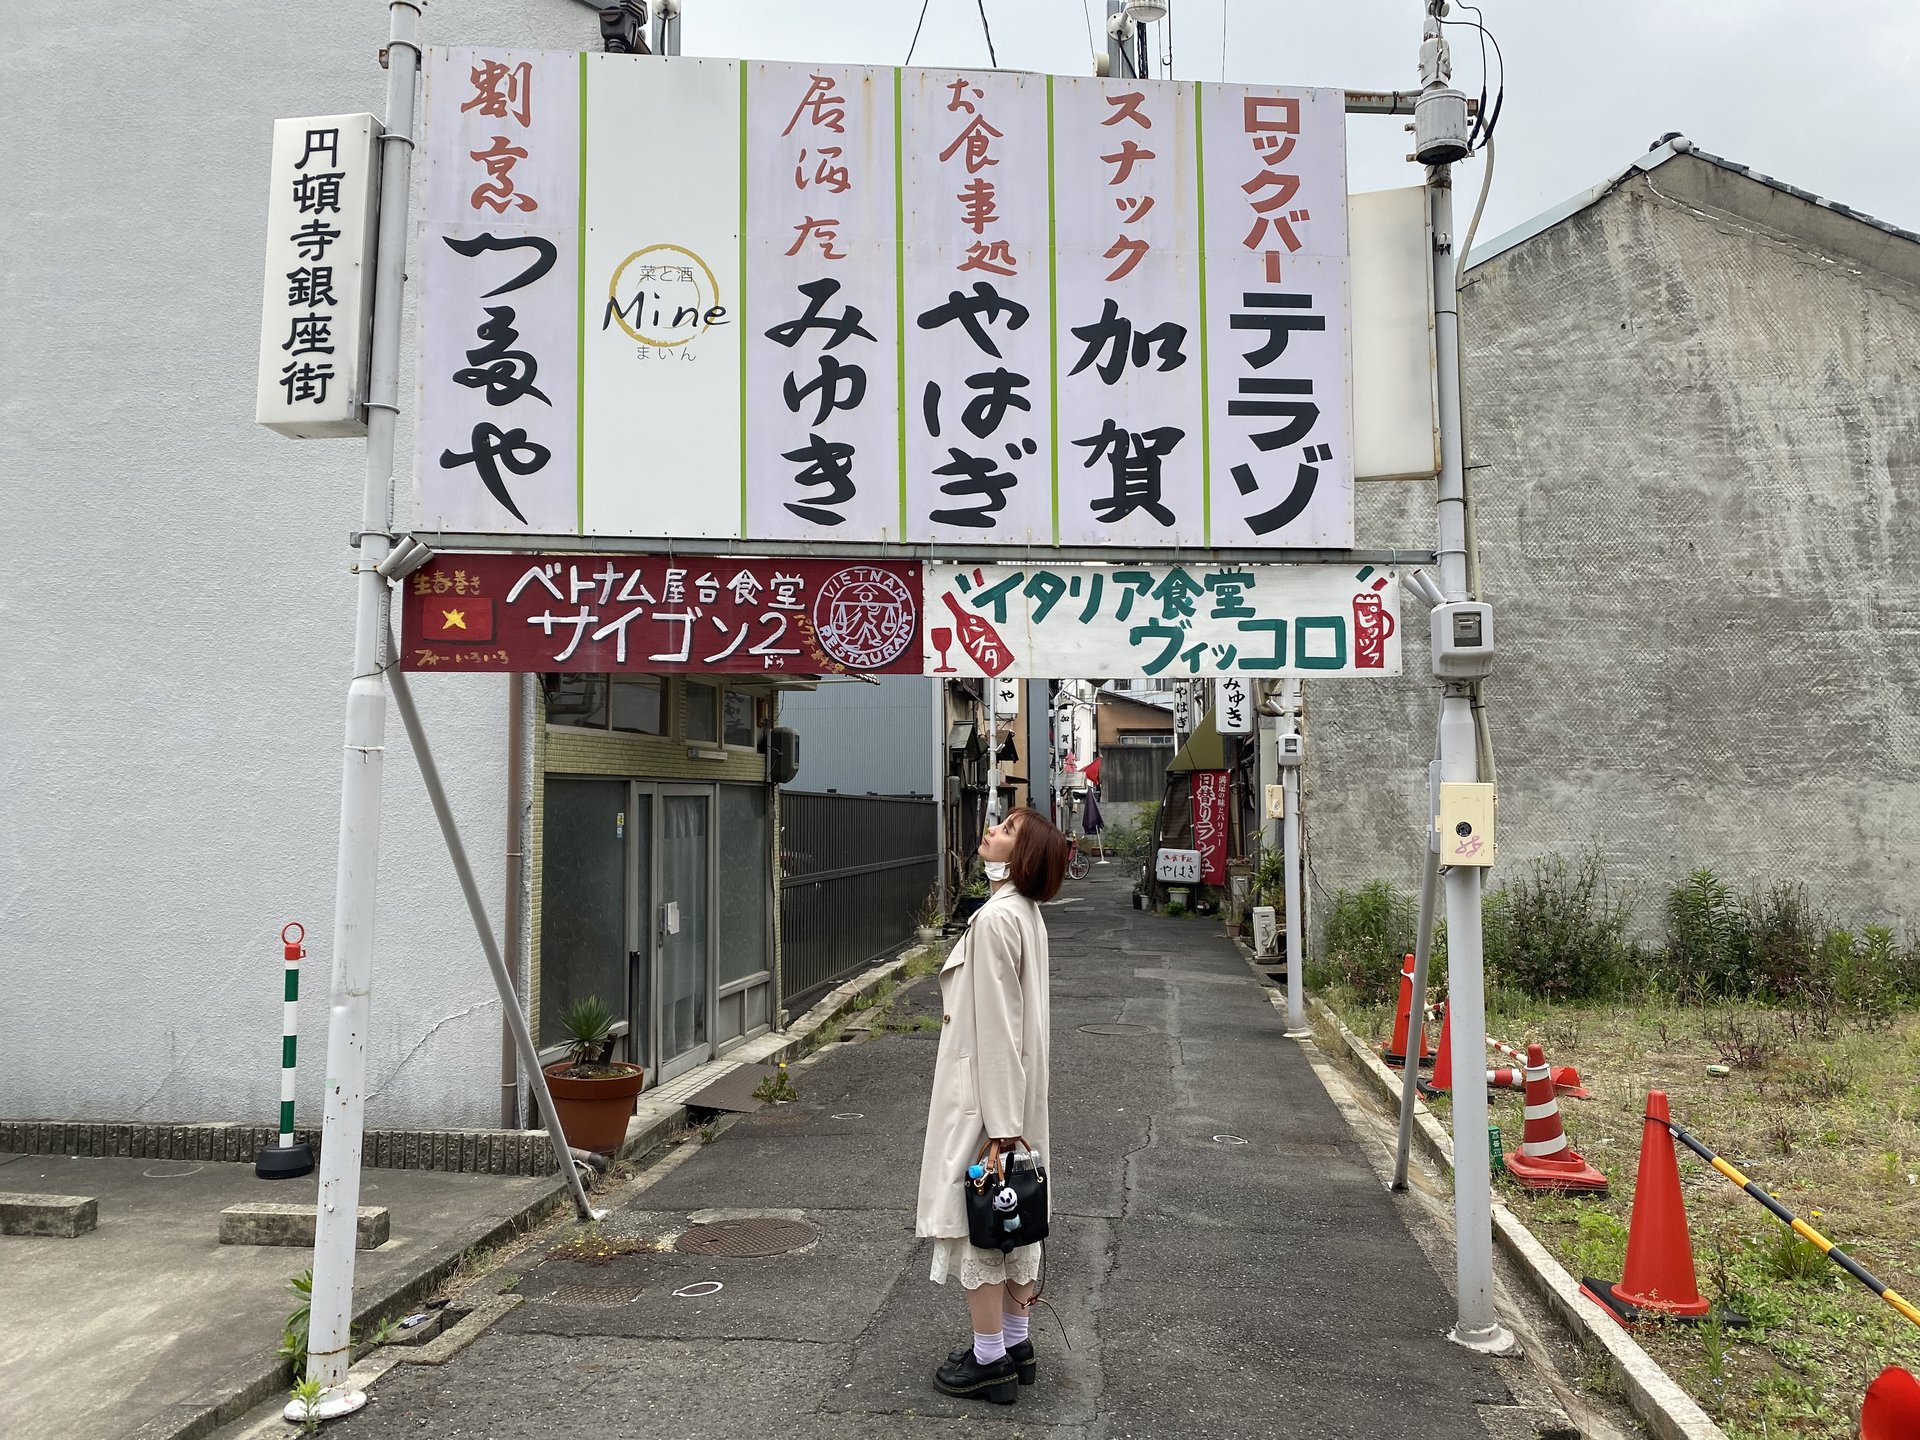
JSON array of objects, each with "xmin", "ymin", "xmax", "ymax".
[
  {"xmin": 1503, "ymin": 1043, "xmax": 1607, "ymax": 1194},
  {"xmin": 1486, "ymin": 1035, "xmax": 1589, "ymax": 1099},
  {"xmin": 1382, "ymin": 955, "xmax": 1436, "ymax": 1069}
]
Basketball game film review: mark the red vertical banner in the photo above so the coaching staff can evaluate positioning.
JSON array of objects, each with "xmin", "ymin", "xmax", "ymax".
[{"xmin": 1191, "ymin": 769, "xmax": 1230, "ymax": 885}]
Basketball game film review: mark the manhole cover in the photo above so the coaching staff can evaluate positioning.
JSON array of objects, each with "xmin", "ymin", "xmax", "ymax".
[
  {"xmin": 1078, "ymin": 1023, "xmax": 1157, "ymax": 1036},
  {"xmin": 541, "ymin": 1283, "xmax": 642, "ymax": 1306},
  {"xmin": 675, "ymin": 1218, "xmax": 817, "ymax": 1257}
]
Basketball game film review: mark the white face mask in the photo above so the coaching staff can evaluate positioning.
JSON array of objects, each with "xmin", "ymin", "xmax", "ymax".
[{"xmin": 984, "ymin": 860, "xmax": 1011, "ymax": 883}]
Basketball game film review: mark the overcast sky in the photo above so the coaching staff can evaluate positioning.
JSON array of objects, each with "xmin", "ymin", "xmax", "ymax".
[{"xmin": 682, "ymin": 0, "xmax": 1920, "ymax": 244}]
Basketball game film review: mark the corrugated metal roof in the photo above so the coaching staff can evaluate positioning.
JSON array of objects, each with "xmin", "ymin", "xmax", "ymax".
[{"xmin": 1465, "ymin": 136, "xmax": 1920, "ymax": 273}]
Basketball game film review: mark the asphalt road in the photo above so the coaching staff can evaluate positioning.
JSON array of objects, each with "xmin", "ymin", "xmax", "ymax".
[{"xmin": 323, "ymin": 871, "xmax": 1542, "ymax": 1439}]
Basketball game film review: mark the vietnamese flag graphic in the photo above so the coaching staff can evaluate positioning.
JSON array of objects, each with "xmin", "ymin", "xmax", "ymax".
[{"xmin": 419, "ymin": 597, "xmax": 495, "ymax": 643}]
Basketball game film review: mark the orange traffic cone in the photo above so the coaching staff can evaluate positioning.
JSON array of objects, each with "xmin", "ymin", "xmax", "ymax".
[
  {"xmin": 1382, "ymin": 955, "xmax": 1436, "ymax": 1068},
  {"xmin": 1422, "ymin": 1003, "xmax": 1454, "ymax": 1093},
  {"xmin": 1503, "ymin": 1043, "xmax": 1608, "ymax": 1194},
  {"xmin": 1863, "ymin": 1365, "xmax": 1920, "ymax": 1440},
  {"xmin": 1580, "ymin": 1091, "xmax": 1735, "ymax": 1325},
  {"xmin": 1486, "ymin": 1035, "xmax": 1590, "ymax": 1099}
]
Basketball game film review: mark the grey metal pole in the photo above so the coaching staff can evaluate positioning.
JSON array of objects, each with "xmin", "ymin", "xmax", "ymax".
[
  {"xmin": 386, "ymin": 631, "xmax": 605, "ymax": 1224},
  {"xmin": 1391, "ymin": 750, "xmax": 1442, "ymax": 1190},
  {"xmin": 1104, "ymin": 1, "xmax": 1128, "ymax": 78},
  {"xmin": 1429, "ymin": 152, "xmax": 1513, "ymax": 1355},
  {"xmin": 294, "ymin": 3, "xmax": 419, "ymax": 1422},
  {"xmin": 1281, "ymin": 761, "xmax": 1308, "ymax": 1038}
]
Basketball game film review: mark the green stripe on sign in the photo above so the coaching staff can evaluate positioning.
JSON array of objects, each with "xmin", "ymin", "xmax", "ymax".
[
  {"xmin": 284, "ymin": 969, "xmax": 299, "ymax": 1003},
  {"xmin": 282, "ymin": 1035, "xmax": 298, "ymax": 1069},
  {"xmin": 279, "ymin": 1100, "xmax": 296, "ymax": 1134}
]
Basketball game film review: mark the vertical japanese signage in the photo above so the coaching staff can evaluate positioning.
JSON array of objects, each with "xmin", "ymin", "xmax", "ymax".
[
  {"xmin": 1216, "ymin": 675, "xmax": 1253, "ymax": 733},
  {"xmin": 418, "ymin": 50, "xmax": 579, "ymax": 530},
  {"xmin": 903, "ymin": 70, "xmax": 1053, "ymax": 543},
  {"xmin": 415, "ymin": 54, "xmax": 1354, "ymax": 549},
  {"xmin": 747, "ymin": 63, "xmax": 900, "ymax": 539},
  {"xmin": 255, "ymin": 115, "xmax": 380, "ymax": 438},
  {"xmin": 1053, "ymin": 78, "xmax": 1205, "ymax": 545},
  {"xmin": 1198, "ymin": 85, "xmax": 1352, "ymax": 547},
  {"xmin": 1192, "ymin": 769, "xmax": 1230, "ymax": 884}
]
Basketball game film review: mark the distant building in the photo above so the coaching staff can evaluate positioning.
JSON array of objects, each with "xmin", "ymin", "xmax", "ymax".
[{"xmin": 1311, "ymin": 140, "xmax": 1920, "ymax": 932}]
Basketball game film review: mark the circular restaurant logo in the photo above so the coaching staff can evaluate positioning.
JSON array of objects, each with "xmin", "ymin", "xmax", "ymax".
[
  {"xmin": 604, "ymin": 244, "xmax": 723, "ymax": 347},
  {"xmin": 812, "ymin": 567, "xmax": 917, "ymax": 671}
]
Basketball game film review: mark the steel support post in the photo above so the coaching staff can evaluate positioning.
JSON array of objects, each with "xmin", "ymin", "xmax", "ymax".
[
  {"xmin": 297, "ymin": 1, "xmax": 419, "ymax": 1421},
  {"xmin": 1428, "ymin": 159, "xmax": 1513, "ymax": 1356},
  {"xmin": 385, "ymin": 629, "xmax": 604, "ymax": 1225},
  {"xmin": 1281, "ymin": 761, "xmax": 1308, "ymax": 1038},
  {"xmin": 1391, "ymin": 747, "xmax": 1443, "ymax": 1191}
]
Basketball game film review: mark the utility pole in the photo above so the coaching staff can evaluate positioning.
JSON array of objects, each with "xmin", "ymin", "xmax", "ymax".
[{"xmin": 1411, "ymin": 2, "xmax": 1513, "ymax": 1356}]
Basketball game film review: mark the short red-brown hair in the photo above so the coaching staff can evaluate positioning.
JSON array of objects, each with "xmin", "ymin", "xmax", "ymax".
[{"xmin": 1007, "ymin": 806, "xmax": 1072, "ymax": 903}]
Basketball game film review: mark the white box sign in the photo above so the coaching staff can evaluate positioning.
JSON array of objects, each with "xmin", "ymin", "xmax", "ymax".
[
  {"xmin": 415, "ymin": 51, "xmax": 1354, "ymax": 547},
  {"xmin": 255, "ymin": 114, "xmax": 380, "ymax": 438},
  {"xmin": 1156, "ymin": 848, "xmax": 1202, "ymax": 883}
]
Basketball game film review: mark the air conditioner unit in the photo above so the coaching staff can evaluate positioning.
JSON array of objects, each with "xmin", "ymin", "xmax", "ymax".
[{"xmin": 1251, "ymin": 906, "xmax": 1279, "ymax": 958}]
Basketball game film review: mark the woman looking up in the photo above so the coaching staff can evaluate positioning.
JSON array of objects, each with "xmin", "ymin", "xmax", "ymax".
[{"xmin": 916, "ymin": 805, "xmax": 1073, "ymax": 1405}]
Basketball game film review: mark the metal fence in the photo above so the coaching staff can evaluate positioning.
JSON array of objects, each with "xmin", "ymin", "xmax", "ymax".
[{"xmin": 779, "ymin": 791, "xmax": 939, "ymax": 1013}]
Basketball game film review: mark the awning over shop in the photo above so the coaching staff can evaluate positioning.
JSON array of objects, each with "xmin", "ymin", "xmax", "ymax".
[{"xmin": 1166, "ymin": 710, "xmax": 1225, "ymax": 772}]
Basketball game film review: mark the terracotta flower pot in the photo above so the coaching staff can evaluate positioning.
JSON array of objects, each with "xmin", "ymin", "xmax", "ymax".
[{"xmin": 542, "ymin": 1061, "xmax": 646, "ymax": 1155}]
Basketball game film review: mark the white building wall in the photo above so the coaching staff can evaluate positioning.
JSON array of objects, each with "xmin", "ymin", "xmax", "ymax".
[{"xmin": 0, "ymin": 1, "xmax": 597, "ymax": 1127}]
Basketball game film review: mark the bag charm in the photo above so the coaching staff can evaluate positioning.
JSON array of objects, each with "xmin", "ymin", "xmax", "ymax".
[{"xmin": 962, "ymin": 1139, "xmax": 1050, "ymax": 1253}]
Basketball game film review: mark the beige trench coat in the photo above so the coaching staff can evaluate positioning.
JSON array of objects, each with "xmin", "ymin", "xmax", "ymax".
[{"xmin": 914, "ymin": 885, "xmax": 1052, "ymax": 1239}]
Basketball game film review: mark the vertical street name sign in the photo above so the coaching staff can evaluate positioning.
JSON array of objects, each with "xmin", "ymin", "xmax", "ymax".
[{"xmin": 255, "ymin": 115, "xmax": 382, "ymax": 438}]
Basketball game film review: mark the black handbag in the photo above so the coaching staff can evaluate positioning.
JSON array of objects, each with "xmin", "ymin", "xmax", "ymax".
[{"xmin": 964, "ymin": 1138, "xmax": 1050, "ymax": 1253}]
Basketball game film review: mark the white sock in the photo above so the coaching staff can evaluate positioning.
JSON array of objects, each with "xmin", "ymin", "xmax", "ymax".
[
  {"xmin": 973, "ymin": 1329, "xmax": 1007, "ymax": 1365},
  {"xmin": 1002, "ymin": 1312, "xmax": 1030, "ymax": 1346}
]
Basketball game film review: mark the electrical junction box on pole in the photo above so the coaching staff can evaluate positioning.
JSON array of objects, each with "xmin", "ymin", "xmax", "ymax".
[
  {"xmin": 1436, "ymin": 783, "xmax": 1497, "ymax": 867},
  {"xmin": 1431, "ymin": 602, "xmax": 1494, "ymax": 678},
  {"xmin": 1275, "ymin": 732, "xmax": 1305, "ymax": 768}
]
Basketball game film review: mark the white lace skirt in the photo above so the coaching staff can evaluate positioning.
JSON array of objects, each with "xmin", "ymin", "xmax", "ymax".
[{"xmin": 929, "ymin": 1236, "xmax": 1045, "ymax": 1289}]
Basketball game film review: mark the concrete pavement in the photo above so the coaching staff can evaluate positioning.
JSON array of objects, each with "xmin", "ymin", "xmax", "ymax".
[
  {"xmin": 306, "ymin": 872, "xmax": 1591, "ymax": 1440},
  {"xmin": 0, "ymin": 1152, "xmax": 561, "ymax": 1440}
]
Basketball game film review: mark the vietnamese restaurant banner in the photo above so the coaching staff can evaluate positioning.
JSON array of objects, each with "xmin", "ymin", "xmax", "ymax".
[{"xmin": 401, "ymin": 555, "xmax": 1397, "ymax": 680}]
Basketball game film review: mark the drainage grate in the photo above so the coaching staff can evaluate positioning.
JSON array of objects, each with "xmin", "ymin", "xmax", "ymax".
[
  {"xmin": 674, "ymin": 1218, "xmax": 816, "ymax": 1257},
  {"xmin": 1078, "ymin": 1023, "xmax": 1158, "ymax": 1036},
  {"xmin": 540, "ymin": 1283, "xmax": 642, "ymax": 1306}
]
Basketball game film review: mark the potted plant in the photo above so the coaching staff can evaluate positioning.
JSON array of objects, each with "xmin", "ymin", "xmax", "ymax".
[
  {"xmin": 541, "ymin": 996, "xmax": 646, "ymax": 1155},
  {"xmin": 914, "ymin": 886, "xmax": 944, "ymax": 943},
  {"xmin": 949, "ymin": 857, "xmax": 991, "ymax": 925}
]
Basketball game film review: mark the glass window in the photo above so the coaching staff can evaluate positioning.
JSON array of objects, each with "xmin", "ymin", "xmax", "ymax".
[
  {"xmin": 723, "ymin": 690, "xmax": 758, "ymax": 748},
  {"xmin": 543, "ymin": 674, "xmax": 608, "ymax": 728},
  {"xmin": 611, "ymin": 677, "xmax": 664, "ymax": 735},
  {"xmin": 686, "ymin": 682, "xmax": 719, "ymax": 744},
  {"xmin": 718, "ymin": 785, "xmax": 769, "ymax": 985},
  {"xmin": 537, "ymin": 778, "xmax": 627, "ymax": 1044}
]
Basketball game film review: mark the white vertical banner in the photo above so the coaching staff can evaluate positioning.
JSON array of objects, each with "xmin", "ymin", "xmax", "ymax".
[
  {"xmin": 256, "ymin": 114, "xmax": 380, "ymax": 439},
  {"xmin": 1216, "ymin": 674, "xmax": 1253, "ymax": 733},
  {"xmin": 1199, "ymin": 86, "xmax": 1352, "ymax": 547},
  {"xmin": 902, "ymin": 69, "xmax": 1054, "ymax": 544},
  {"xmin": 582, "ymin": 56, "xmax": 743, "ymax": 539},
  {"xmin": 1051, "ymin": 77, "xmax": 1206, "ymax": 546},
  {"xmin": 416, "ymin": 49, "xmax": 579, "ymax": 531},
  {"xmin": 745, "ymin": 62, "xmax": 901, "ymax": 541}
]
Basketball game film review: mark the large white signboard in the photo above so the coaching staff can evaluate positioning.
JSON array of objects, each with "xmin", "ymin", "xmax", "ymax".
[
  {"xmin": 256, "ymin": 114, "xmax": 381, "ymax": 438},
  {"xmin": 923, "ymin": 562, "xmax": 1399, "ymax": 680},
  {"xmin": 415, "ymin": 51, "xmax": 1353, "ymax": 548}
]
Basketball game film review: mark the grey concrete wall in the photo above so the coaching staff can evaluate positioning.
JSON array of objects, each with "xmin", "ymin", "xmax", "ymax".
[
  {"xmin": 780, "ymin": 677, "xmax": 936, "ymax": 797},
  {"xmin": 1307, "ymin": 161, "xmax": 1920, "ymax": 939},
  {"xmin": 0, "ymin": 1, "xmax": 599, "ymax": 1126}
]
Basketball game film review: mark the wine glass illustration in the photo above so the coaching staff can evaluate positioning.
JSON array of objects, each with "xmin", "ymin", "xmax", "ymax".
[{"xmin": 931, "ymin": 625, "xmax": 956, "ymax": 673}]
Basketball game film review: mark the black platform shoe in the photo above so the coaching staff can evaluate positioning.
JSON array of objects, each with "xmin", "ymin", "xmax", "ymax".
[
  {"xmin": 947, "ymin": 1339, "xmax": 1036, "ymax": 1386},
  {"xmin": 934, "ymin": 1346, "xmax": 1019, "ymax": 1403}
]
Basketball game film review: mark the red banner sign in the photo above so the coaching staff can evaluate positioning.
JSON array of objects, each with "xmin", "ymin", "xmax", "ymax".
[
  {"xmin": 400, "ymin": 554, "xmax": 922, "ymax": 676},
  {"xmin": 1191, "ymin": 769, "xmax": 1231, "ymax": 885}
]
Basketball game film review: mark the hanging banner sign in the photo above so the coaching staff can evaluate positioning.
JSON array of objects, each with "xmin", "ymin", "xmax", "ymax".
[
  {"xmin": 414, "ymin": 49, "xmax": 1351, "ymax": 549},
  {"xmin": 255, "ymin": 114, "xmax": 381, "ymax": 438},
  {"xmin": 925, "ymin": 562, "xmax": 1399, "ymax": 679},
  {"xmin": 1216, "ymin": 675, "xmax": 1253, "ymax": 733},
  {"xmin": 399, "ymin": 554, "xmax": 922, "ymax": 675},
  {"xmin": 1192, "ymin": 770, "xmax": 1231, "ymax": 884}
]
